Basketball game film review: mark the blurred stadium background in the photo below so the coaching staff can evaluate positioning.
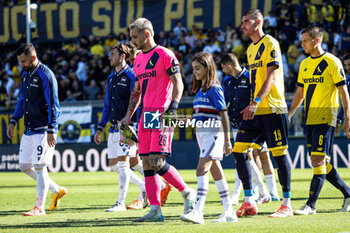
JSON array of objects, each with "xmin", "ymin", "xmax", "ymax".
[{"xmin": 0, "ymin": 0, "xmax": 350, "ymax": 173}]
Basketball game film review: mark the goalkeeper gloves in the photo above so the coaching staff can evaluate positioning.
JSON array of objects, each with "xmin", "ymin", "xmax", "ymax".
[{"xmin": 161, "ymin": 100, "xmax": 178, "ymax": 125}]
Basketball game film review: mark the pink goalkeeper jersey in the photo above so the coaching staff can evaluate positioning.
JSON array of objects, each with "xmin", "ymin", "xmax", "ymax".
[{"xmin": 134, "ymin": 45, "xmax": 179, "ymax": 113}]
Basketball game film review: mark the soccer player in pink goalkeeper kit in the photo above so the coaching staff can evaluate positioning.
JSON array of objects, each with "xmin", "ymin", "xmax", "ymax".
[{"xmin": 121, "ymin": 18, "xmax": 196, "ymax": 222}]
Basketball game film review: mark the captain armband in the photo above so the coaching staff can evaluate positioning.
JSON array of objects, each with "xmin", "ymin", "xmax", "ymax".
[{"xmin": 167, "ymin": 66, "xmax": 180, "ymax": 76}]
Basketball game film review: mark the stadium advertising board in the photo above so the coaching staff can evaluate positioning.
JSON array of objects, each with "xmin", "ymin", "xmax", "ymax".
[
  {"xmin": 0, "ymin": 104, "xmax": 195, "ymax": 145},
  {"xmin": 0, "ymin": 0, "xmax": 277, "ymax": 44},
  {"xmin": 0, "ymin": 106, "xmax": 94, "ymax": 145},
  {"xmin": 57, "ymin": 105, "xmax": 92, "ymax": 144},
  {"xmin": 1, "ymin": 138, "xmax": 350, "ymax": 172}
]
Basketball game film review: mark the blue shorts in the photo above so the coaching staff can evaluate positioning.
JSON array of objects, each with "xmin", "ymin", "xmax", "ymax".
[
  {"xmin": 233, "ymin": 113, "xmax": 288, "ymax": 156},
  {"xmin": 306, "ymin": 124, "xmax": 335, "ymax": 156}
]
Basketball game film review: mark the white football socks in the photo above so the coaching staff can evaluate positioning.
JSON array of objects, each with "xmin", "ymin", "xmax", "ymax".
[
  {"xmin": 117, "ymin": 162, "xmax": 130, "ymax": 205},
  {"xmin": 129, "ymin": 170, "xmax": 145, "ymax": 191},
  {"xmin": 112, "ymin": 163, "xmax": 145, "ymax": 191},
  {"xmin": 195, "ymin": 174, "xmax": 209, "ymax": 213},
  {"xmin": 265, "ymin": 174, "xmax": 279, "ymax": 197},
  {"xmin": 249, "ymin": 160, "xmax": 270, "ymax": 197},
  {"xmin": 21, "ymin": 163, "xmax": 60, "ymax": 194},
  {"xmin": 131, "ymin": 162, "xmax": 144, "ymax": 176},
  {"xmin": 215, "ymin": 179, "xmax": 233, "ymax": 213},
  {"xmin": 231, "ymin": 170, "xmax": 242, "ymax": 203},
  {"xmin": 282, "ymin": 198, "xmax": 292, "ymax": 209},
  {"xmin": 35, "ymin": 166, "xmax": 49, "ymax": 210}
]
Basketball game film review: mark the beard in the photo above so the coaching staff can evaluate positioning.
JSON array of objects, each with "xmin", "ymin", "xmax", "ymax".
[{"xmin": 22, "ymin": 63, "xmax": 35, "ymax": 72}]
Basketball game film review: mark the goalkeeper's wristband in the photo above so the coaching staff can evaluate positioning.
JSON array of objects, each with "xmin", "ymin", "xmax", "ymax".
[{"xmin": 168, "ymin": 100, "xmax": 179, "ymax": 110}]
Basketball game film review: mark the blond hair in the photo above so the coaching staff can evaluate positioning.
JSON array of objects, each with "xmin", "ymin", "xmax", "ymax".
[{"xmin": 129, "ymin": 18, "xmax": 154, "ymax": 37}]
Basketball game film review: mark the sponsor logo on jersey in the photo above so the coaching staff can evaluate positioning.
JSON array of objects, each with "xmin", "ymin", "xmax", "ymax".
[
  {"xmin": 193, "ymin": 97, "xmax": 210, "ymax": 104},
  {"xmin": 171, "ymin": 58, "xmax": 179, "ymax": 66},
  {"xmin": 313, "ymin": 59, "xmax": 328, "ymax": 75},
  {"xmin": 248, "ymin": 61, "xmax": 263, "ymax": 69},
  {"xmin": 145, "ymin": 52, "xmax": 160, "ymax": 70},
  {"xmin": 137, "ymin": 70, "xmax": 157, "ymax": 80},
  {"xmin": 270, "ymin": 50, "xmax": 278, "ymax": 58},
  {"xmin": 254, "ymin": 43, "xmax": 265, "ymax": 60},
  {"xmin": 303, "ymin": 76, "xmax": 324, "ymax": 83},
  {"xmin": 118, "ymin": 77, "xmax": 128, "ymax": 86}
]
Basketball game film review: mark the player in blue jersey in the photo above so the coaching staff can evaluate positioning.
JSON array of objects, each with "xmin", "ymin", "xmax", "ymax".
[
  {"xmin": 94, "ymin": 43, "xmax": 147, "ymax": 211},
  {"xmin": 7, "ymin": 43, "xmax": 66, "ymax": 216},
  {"xmin": 221, "ymin": 53, "xmax": 278, "ymax": 205},
  {"xmin": 180, "ymin": 52, "xmax": 237, "ymax": 224}
]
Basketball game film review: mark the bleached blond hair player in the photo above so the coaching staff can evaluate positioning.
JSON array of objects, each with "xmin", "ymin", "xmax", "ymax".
[{"xmin": 121, "ymin": 18, "xmax": 196, "ymax": 222}]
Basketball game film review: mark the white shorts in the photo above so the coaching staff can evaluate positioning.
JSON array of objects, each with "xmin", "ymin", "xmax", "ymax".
[
  {"xmin": 196, "ymin": 127, "xmax": 224, "ymax": 160},
  {"xmin": 19, "ymin": 133, "xmax": 56, "ymax": 165},
  {"xmin": 107, "ymin": 132, "xmax": 137, "ymax": 159}
]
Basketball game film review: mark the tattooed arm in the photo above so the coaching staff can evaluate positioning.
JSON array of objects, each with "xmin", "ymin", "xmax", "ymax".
[{"xmin": 121, "ymin": 80, "xmax": 141, "ymax": 125}]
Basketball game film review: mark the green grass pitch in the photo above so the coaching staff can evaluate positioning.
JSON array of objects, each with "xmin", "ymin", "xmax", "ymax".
[{"xmin": 1, "ymin": 169, "xmax": 350, "ymax": 232}]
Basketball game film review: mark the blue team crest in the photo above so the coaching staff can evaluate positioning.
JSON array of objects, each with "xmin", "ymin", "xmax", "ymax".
[
  {"xmin": 143, "ymin": 110, "xmax": 161, "ymax": 129},
  {"xmin": 59, "ymin": 120, "xmax": 82, "ymax": 143}
]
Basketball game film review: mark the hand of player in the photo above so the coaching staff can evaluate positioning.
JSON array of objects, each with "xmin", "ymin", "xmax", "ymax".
[
  {"xmin": 224, "ymin": 140, "xmax": 233, "ymax": 156},
  {"xmin": 47, "ymin": 133, "xmax": 56, "ymax": 147},
  {"xmin": 343, "ymin": 119, "xmax": 350, "ymax": 139},
  {"xmin": 7, "ymin": 123, "xmax": 14, "ymax": 139},
  {"xmin": 336, "ymin": 123, "xmax": 341, "ymax": 134},
  {"xmin": 94, "ymin": 130, "xmax": 102, "ymax": 145},
  {"xmin": 120, "ymin": 115, "xmax": 131, "ymax": 127},
  {"xmin": 288, "ymin": 114, "xmax": 292, "ymax": 124},
  {"xmin": 241, "ymin": 101, "xmax": 259, "ymax": 120}
]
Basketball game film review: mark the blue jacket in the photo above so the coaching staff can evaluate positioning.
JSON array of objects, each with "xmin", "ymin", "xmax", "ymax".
[
  {"xmin": 222, "ymin": 67, "xmax": 250, "ymax": 128},
  {"xmin": 11, "ymin": 62, "xmax": 60, "ymax": 135},
  {"xmin": 98, "ymin": 65, "xmax": 136, "ymax": 132}
]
